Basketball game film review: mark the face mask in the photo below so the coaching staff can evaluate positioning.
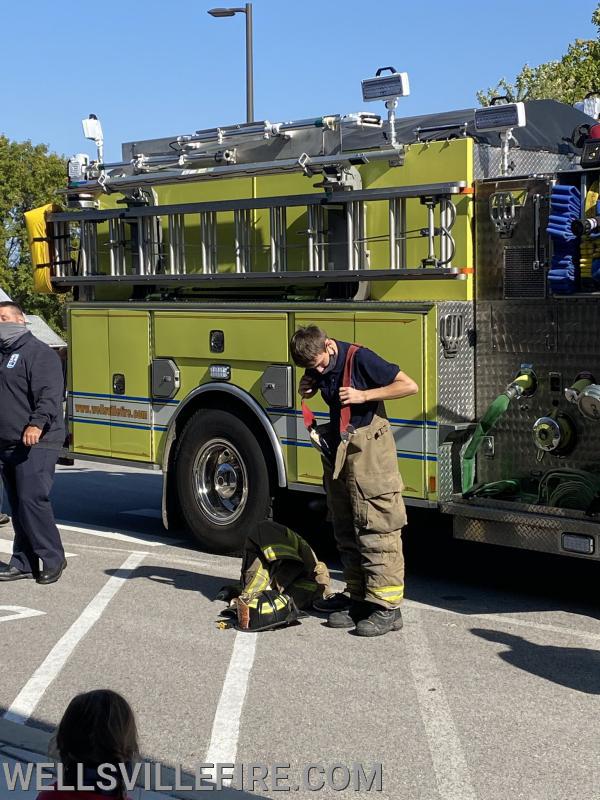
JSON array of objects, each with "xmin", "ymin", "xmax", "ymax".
[
  {"xmin": 0, "ymin": 322, "xmax": 27, "ymax": 349},
  {"xmin": 320, "ymin": 347, "xmax": 338, "ymax": 375}
]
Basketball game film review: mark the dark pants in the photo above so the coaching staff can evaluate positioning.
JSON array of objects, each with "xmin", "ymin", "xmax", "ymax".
[{"xmin": 0, "ymin": 445, "xmax": 64, "ymax": 573}]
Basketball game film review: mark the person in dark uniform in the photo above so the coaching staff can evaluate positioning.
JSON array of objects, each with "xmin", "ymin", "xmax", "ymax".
[
  {"xmin": 0, "ymin": 483, "xmax": 9, "ymax": 525},
  {"xmin": 0, "ymin": 301, "xmax": 66, "ymax": 584}
]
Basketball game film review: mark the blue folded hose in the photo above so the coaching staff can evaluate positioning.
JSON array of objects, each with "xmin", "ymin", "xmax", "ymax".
[{"xmin": 547, "ymin": 185, "xmax": 581, "ymax": 294}]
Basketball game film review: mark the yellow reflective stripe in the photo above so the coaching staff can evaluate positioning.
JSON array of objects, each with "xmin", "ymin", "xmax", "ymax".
[
  {"xmin": 261, "ymin": 544, "xmax": 301, "ymax": 562},
  {"xmin": 290, "ymin": 580, "xmax": 317, "ymax": 591},
  {"xmin": 259, "ymin": 598, "xmax": 286, "ymax": 613},
  {"xmin": 373, "ymin": 593, "xmax": 402, "ymax": 603},
  {"xmin": 370, "ymin": 585, "xmax": 404, "ymax": 600},
  {"xmin": 246, "ymin": 566, "xmax": 270, "ymax": 595}
]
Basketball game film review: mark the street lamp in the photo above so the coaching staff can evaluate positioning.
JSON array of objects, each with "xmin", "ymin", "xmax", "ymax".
[{"xmin": 208, "ymin": 3, "xmax": 254, "ymax": 124}]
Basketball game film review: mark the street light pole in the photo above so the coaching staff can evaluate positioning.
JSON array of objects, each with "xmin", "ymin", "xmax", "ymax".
[
  {"xmin": 207, "ymin": 4, "xmax": 254, "ymax": 124},
  {"xmin": 245, "ymin": 3, "xmax": 254, "ymax": 123}
]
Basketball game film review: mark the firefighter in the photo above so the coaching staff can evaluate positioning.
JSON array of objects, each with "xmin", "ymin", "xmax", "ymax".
[
  {"xmin": 290, "ymin": 325, "xmax": 418, "ymax": 637},
  {"xmin": 217, "ymin": 519, "xmax": 330, "ymax": 630},
  {"xmin": 0, "ymin": 301, "xmax": 66, "ymax": 583}
]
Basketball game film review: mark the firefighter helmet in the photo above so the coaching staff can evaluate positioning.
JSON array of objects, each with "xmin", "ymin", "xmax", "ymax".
[{"xmin": 237, "ymin": 590, "xmax": 300, "ymax": 632}]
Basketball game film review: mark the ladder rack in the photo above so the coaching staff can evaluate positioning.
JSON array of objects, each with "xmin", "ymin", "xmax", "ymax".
[{"xmin": 47, "ymin": 181, "xmax": 468, "ymax": 289}]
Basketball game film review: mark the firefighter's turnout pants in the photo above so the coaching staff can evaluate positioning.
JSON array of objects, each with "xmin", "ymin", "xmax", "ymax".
[
  {"xmin": 241, "ymin": 520, "xmax": 330, "ymax": 609},
  {"xmin": 323, "ymin": 412, "xmax": 406, "ymax": 609}
]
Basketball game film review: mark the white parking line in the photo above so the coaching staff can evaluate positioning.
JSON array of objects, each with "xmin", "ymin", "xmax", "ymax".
[
  {"xmin": 405, "ymin": 599, "xmax": 600, "ymax": 642},
  {"xmin": 57, "ymin": 522, "xmax": 175, "ymax": 547},
  {"xmin": 0, "ymin": 606, "xmax": 46, "ymax": 624},
  {"xmin": 204, "ymin": 633, "xmax": 257, "ymax": 769},
  {"xmin": 404, "ymin": 606, "xmax": 478, "ymax": 800},
  {"xmin": 3, "ymin": 552, "xmax": 146, "ymax": 725},
  {"xmin": 0, "ymin": 539, "xmax": 77, "ymax": 559}
]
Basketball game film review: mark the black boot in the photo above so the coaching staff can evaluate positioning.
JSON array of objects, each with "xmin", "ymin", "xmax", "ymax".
[
  {"xmin": 355, "ymin": 607, "xmax": 403, "ymax": 637},
  {"xmin": 327, "ymin": 601, "xmax": 368, "ymax": 629},
  {"xmin": 313, "ymin": 592, "xmax": 352, "ymax": 613}
]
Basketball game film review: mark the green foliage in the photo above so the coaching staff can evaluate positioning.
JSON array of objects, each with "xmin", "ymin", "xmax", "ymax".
[
  {"xmin": 477, "ymin": 4, "xmax": 600, "ymax": 107},
  {"xmin": 0, "ymin": 136, "xmax": 68, "ymax": 332}
]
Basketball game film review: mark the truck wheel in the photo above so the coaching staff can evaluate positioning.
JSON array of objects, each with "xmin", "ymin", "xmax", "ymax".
[{"xmin": 173, "ymin": 408, "xmax": 271, "ymax": 553}]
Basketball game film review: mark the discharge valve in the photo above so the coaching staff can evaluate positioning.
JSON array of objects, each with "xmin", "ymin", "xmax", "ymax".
[
  {"xmin": 564, "ymin": 373, "xmax": 600, "ymax": 421},
  {"xmin": 532, "ymin": 412, "xmax": 576, "ymax": 461}
]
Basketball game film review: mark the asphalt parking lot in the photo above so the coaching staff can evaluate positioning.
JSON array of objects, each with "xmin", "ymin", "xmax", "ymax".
[{"xmin": 1, "ymin": 461, "xmax": 600, "ymax": 799}]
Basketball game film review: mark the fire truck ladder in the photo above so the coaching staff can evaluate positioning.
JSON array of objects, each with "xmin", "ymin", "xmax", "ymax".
[{"xmin": 47, "ymin": 181, "xmax": 467, "ymax": 288}]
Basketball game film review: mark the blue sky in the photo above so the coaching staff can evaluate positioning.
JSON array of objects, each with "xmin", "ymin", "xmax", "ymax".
[{"xmin": 1, "ymin": 0, "xmax": 597, "ymax": 162}]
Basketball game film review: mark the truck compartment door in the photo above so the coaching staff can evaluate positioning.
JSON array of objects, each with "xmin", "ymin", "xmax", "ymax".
[
  {"xmin": 69, "ymin": 309, "xmax": 111, "ymax": 456},
  {"xmin": 108, "ymin": 310, "xmax": 153, "ymax": 461},
  {"xmin": 355, "ymin": 312, "xmax": 427, "ymax": 499}
]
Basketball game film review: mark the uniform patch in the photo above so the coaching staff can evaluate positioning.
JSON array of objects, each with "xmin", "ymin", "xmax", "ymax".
[{"xmin": 6, "ymin": 354, "xmax": 19, "ymax": 368}]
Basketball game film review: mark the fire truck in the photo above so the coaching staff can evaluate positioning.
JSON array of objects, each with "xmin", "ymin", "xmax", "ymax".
[{"xmin": 25, "ymin": 70, "xmax": 600, "ymax": 558}]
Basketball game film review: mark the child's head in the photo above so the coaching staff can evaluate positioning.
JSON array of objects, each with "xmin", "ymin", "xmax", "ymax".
[{"xmin": 56, "ymin": 689, "xmax": 139, "ymax": 794}]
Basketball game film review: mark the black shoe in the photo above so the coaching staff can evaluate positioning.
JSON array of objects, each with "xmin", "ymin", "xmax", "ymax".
[
  {"xmin": 327, "ymin": 601, "xmax": 368, "ymax": 629},
  {"xmin": 0, "ymin": 565, "xmax": 34, "ymax": 581},
  {"xmin": 37, "ymin": 559, "xmax": 67, "ymax": 585},
  {"xmin": 355, "ymin": 607, "xmax": 403, "ymax": 637},
  {"xmin": 313, "ymin": 592, "xmax": 352, "ymax": 613},
  {"xmin": 0, "ymin": 513, "xmax": 10, "ymax": 526}
]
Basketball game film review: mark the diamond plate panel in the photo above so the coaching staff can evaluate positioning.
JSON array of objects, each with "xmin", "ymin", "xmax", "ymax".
[
  {"xmin": 473, "ymin": 144, "xmax": 576, "ymax": 180},
  {"xmin": 470, "ymin": 174, "xmax": 600, "ymax": 499},
  {"xmin": 475, "ymin": 177, "xmax": 552, "ymax": 301},
  {"xmin": 437, "ymin": 301, "xmax": 475, "ymax": 424},
  {"xmin": 438, "ymin": 443, "xmax": 454, "ymax": 501},
  {"xmin": 489, "ymin": 303, "xmax": 557, "ymax": 353},
  {"xmin": 453, "ymin": 516, "xmax": 599, "ymax": 560}
]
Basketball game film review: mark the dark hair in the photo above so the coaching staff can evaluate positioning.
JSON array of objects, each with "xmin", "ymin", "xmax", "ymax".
[
  {"xmin": 0, "ymin": 301, "xmax": 24, "ymax": 314},
  {"xmin": 290, "ymin": 325, "xmax": 328, "ymax": 367},
  {"xmin": 56, "ymin": 690, "xmax": 139, "ymax": 797}
]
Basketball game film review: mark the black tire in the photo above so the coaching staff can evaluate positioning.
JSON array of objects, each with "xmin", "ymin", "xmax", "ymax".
[{"xmin": 173, "ymin": 408, "xmax": 271, "ymax": 553}]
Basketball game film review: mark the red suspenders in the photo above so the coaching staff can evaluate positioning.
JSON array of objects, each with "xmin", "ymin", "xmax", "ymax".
[{"xmin": 301, "ymin": 344, "xmax": 360, "ymax": 436}]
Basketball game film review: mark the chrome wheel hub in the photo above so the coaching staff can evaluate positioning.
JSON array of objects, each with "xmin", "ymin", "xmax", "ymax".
[{"xmin": 193, "ymin": 439, "xmax": 248, "ymax": 525}]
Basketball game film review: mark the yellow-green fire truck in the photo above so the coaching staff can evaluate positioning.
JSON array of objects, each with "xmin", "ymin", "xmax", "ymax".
[{"xmin": 26, "ymin": 71, "xmax": 600, "ymax": 558}]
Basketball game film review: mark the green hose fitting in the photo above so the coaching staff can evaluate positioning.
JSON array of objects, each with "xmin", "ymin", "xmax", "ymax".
[
  {"xmin": 461, "ymin": 369, "xmax": 535, "ymax": 494},
  {"xmin": 507, "ymin": 370, "xmax": 536, "ymax": 399}
]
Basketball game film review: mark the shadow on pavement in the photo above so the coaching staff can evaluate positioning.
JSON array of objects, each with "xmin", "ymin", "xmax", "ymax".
[
  {"xmin": 279, "ymin": 495, "xmax": 600, "ymax": 620},
  {"xmin": 104, "ymin": 565, "xmax": 232, "ymax": 601},
  {"xmin": 51, "ymin": 468, "xmax": 167, "ymax": 538},
  {"xmin": 471, "ymin": 628, "xmax": 600, "ymax": 694}
]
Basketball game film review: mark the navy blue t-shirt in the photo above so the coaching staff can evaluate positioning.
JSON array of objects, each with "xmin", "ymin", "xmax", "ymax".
[{"xmin": 307, "ymin": 340, "xmax": 400, "ymax": 440}]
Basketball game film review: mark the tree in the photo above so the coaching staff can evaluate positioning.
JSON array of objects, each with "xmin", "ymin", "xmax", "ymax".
[
  {"xmin": 0, "ymin": 136, "xmax": 68, "ymax": 332},
  {"xmin": 477, "ymin": 4, "xmax": 600, "ymax": 106}
]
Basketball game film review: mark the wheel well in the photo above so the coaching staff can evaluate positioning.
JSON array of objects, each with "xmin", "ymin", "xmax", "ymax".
[{"xmin": 168, "ymin": 391, "xmax": 281, "ymax": 494}]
